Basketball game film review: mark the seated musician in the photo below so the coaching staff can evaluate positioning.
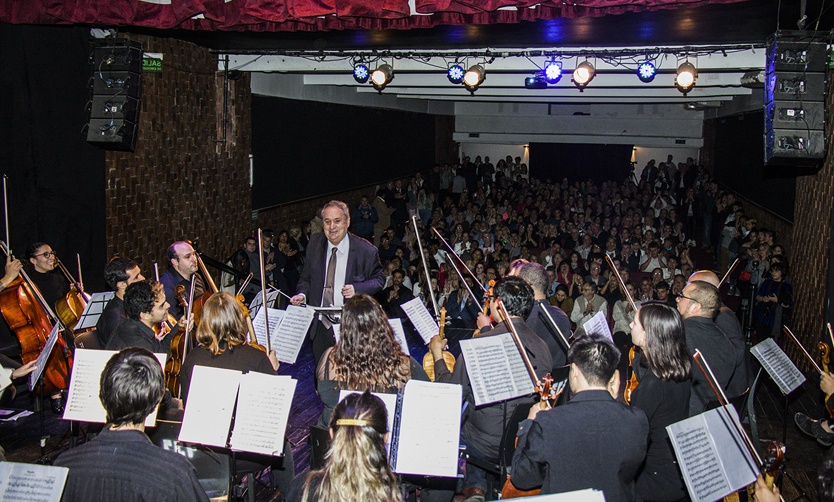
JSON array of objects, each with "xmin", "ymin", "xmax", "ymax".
[
  {"xmin": 96, "ymin": 257, "xmax": 144, "ymax": 347},
  {"xmin": 178, "ymin": 291, "xmax": 293, "ymax": 494},
  {"xmin": 429, "ymin": 276, "xmax": 551, "ymax": 501},
  {"xmin": 316, "ymin": 294, "xmax": 428, "ymax": 428},
  {"xmin": 286, "ymin": 392, "xmax": 400, "ymax": 502},
  {"xmin": 25, "ymin": 242, "xmax": 69, "ymax": 310},
  {"xmin": 106, "ymin": 280, "xmax": 175, "ymax": 355},
  {"xmin": 54, "ymin": 348, "xmax": 209, "ymax": 502},
  {"xmin": 511, "ymin": 335, "xmax": 649, "ymax": 501},
  {"xmin": 160, "ymin": 241, "xmax": 203, "ymax": 319}
]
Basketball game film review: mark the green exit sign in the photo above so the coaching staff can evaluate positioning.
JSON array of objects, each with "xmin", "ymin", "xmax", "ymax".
[{"xmin": 143, "ymin": 53, "xmax": 163, "ymax": 72}]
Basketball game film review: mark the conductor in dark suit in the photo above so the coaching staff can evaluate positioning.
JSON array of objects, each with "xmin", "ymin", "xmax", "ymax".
[{"xmin": 291, "ymin": 200, "xmax": 385, "ymax": 364}]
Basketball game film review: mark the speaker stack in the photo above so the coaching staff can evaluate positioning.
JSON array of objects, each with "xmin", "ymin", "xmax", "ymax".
[
  {"xmin": 86, "ymin": 40, "xmax": 143, "ymax": 152},
  {"xmin": 765, "ymin": 31, "xmax": 828, "ymax": 170}
]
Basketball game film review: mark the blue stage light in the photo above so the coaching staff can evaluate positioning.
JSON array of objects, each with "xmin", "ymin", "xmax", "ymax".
[
  {"xmin": 353, "ymin": 64, "xmax": 369, "ymax": 83},
  {"xmin": 543, "ymin": 61, "xmax": 562, "ymax": 84},
  {"xmin": 448, "ymin": 64, "xmax": 465, "ymax": 84},
  {"xmin": 637, "ymin": 61, "xmax": 656, "ymax": 83}
]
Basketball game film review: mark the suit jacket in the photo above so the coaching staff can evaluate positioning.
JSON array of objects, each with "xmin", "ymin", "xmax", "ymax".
[
  {"xmin": 512, "ymin": 389, "xmax": 649, "ymax": 501},
  {"xmin": 526, "ymin": 300, "xmax": 571, "ymax": 370},
  {"xmin": 683, "ymin": 316, "xmax": 736, "ymax": 416},
  {"xmin": 716, "ymin": 305, "xmax": 749, "ymax": 398},
  {"xmin": 296, "ymin": 232, "xmax": 385, "ymax": 307}
]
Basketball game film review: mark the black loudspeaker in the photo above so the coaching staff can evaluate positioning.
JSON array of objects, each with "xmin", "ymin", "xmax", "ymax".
[
  {"xmin": 86, "ymin": 40, "xmax": 143, "ymax": 152},
  {"xmin": 764, "ymin": 31, "xmax": 828, "ymax": 169}
]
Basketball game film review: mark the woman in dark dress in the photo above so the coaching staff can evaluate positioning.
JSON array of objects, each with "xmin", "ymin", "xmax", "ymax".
[
  {"xmin": 629, "ymin": 302, "xmax": 692, "ymax": 502},
  {"xmin": 287, "ymin": 391, "xmax": 400, "ymax": 502},
  {"xmin": 315, "ymin": 294, "xmax": 429, "ymax": 427}
]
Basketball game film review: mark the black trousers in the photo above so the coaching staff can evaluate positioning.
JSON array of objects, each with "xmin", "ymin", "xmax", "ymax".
[{"xmin": 311, "ymin": 321, "xmax": 336, "ymax": 367}]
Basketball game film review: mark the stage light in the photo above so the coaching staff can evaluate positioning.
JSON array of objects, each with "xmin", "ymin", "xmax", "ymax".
[
  {"xmin": 353, "ymin": 63, "xmax": 369, "ymax": 83},
  {"xmin": 637, "ymin": 61, "xmax": 656, "ymax": 83},
  {"xmin": 675, "ymin": 62, "xmax": 697, "ymax": 94},
  {"xmin": 524, "ymin": 74, "xmax": 548, "ymax": 89},
  {"xmin": 447, "ymin": 64, "xmax": 465, "ymax": 84},
  {"xmin": 463, "ymin": 65, "xmax": 486, "ymax": 92},
  {"xmin": 543, "ymin": 60, "xmax": 562, "ymax": 84},
  {"xmin": 572, "ymin": 61, "xmax": 595, "ymax": 88},
  {"xmin": 371, "ymin": 64, "xmax": 394, "ymax": 91}
]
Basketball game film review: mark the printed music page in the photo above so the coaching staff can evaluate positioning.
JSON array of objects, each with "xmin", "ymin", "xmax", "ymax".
[
  {"xmin": 0, "ymin": 462, "xmax": 68, "ymax": 502},
  {"xmin": 252, "ymin": 306, "xmax": 285, "ymax": 350},
  {"xmin": 273, "ymin": 305, "xmax": 315, "ymax": 363},
  {"xmin": 401, "ymin": 297, "xmax": 439, "ymax": 344},
  {"xmin": 388, "ymin": 319, "xmax": 410, "ymax": 355},
  {"xmin": 231, "ymin": 373, "xmax": 296, "ymax": 456},
  {"xmin": 179, "ymin": 366, "xmax": 241, "ymax": 448},
  {"xmin": 460, "ymin": 332, "xmax": 533, "ymax": 406},
  {"xmin": 666, "ymin": 405, "xmax": 758, "ymax": 502},
  {"xmin": 506, "ymin": 489, "xmax": 605, "ymax": 501},
  {"xmin": 74, "ymin": 291, "xmax": 115, "ymax": 330},
  {"xmin": 582, "ymin": 310, "xmax": 613, "ymax": 343},
  {"xmin": 393, "ymin": 380, "xmax": 461, "ymax": 477},
  {"xmin": 750, "ymin": 338, "xmax": 806, "ymax": 395},
  {"xmin": 29, "ymin": 324, "xmax": 61, "ymax": 391},
  {"xmin": 63, "ymin": 349, "xmax": 166, "ymax": 427}
]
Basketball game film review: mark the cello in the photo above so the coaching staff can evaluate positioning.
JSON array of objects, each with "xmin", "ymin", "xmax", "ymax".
[{"xmin": 0, "ymin": 240, "xmax": 73, "ymax": 395}]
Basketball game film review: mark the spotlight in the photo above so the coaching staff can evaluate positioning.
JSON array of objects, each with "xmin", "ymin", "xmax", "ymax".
[
  {"xmin": 371, "ymin": 64, "xmax": 394, "ymax": 91},
  {"xmin": 448, "ymin": 64, "xmax": 465, "ymax": 84},
  {"xmin": 572, "ymin": 61, "xmax": 595, "ymax": 88},
  {"xmin": 463, "ymin": 65, "xmax": 486, "ymax": 92},
  {"xmin": 675, "ymin": 62, "xmax": 697, "ymax": 94},
  {"xmin": 636, "ymin": 61, "xmax": 656, "ymax": 83},
  {"xmin": 543, "ymin": 60, "xmax": 562, "ymax": 84},
  {"xmin": 524, "ymin": 74, "xmax": 548, "ymax": 89},
  {"xmin": 353, "ymin": 63, "xmax": 369, "ymax": 84}
]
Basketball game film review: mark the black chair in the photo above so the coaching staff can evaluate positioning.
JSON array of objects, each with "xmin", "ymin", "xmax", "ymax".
[
  {"xmin": 74, "ymin": 329, "xmax": 101, "ymax": 350},
  {"xmin": 308, "ymin": 425, "xmax": 331, "ymax": 471}
]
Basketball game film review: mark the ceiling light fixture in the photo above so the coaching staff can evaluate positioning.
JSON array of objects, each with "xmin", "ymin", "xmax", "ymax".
[
  {"xmin": 370, "ymin": 64, "xmax": 394, "ymax": 91},
  {"xmin": 675, "ymin": 61, "xmax": 697, "ymax": 94},
  {"xmin": 572, "ymin": 61, "xmax": 595, "ymax": 89},
  {"xmin": 463, "ymin": 65, "xmax": 486, "ymax": 92}
]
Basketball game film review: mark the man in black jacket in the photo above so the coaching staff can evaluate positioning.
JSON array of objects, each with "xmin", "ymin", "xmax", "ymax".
[{"xmin": 96, "ymin": 256, "xmax": 145, "ymax": 347}]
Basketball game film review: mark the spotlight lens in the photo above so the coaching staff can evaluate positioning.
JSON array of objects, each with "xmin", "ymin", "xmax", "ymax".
[
  {"xmin": 353, "ymin": 64, "xmax": 369, "ymax": 83},
  {"xmin": 572, "ymin": 61, "xmax": 595, "ymax": 87},
  {"xmin": 676, "ymin": 62, "xmax": 697, "ymax": 90},
  {"xmin": 463, "ymin": 66, "xmax": 483, "ymax": 88},
  {"xmin": 637, "ymin": 61, "xmax": 656, "ymax": 82},
  {"xmin": 544, "ymin": 62, "xmax": 562, "ymax": 83},
  {"xmin": 448, "ymin": 65, "xmax": 464, "ymax": 84},
  {"xmin": 371, "ymin": 68, "xmax": 388, "ymax": 87}
]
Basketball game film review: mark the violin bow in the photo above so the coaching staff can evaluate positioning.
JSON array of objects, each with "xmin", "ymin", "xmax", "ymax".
[
  {"xmin": 828, "ymin": 323, "xmax": 834, "ymax": 358},
  {"xmin": 153, "ymin": 262, "xmax": 160, "ymax": 282},
  {"xmin": 496, "ymin": 298, "xmax": 539, "ymax": 386},
  {"xmin": 411, "ymin": 216, "xmax": 440, "ymax": 321},
  {"xmin": 431, "ymin": 226, "xmax": 488, "ymax": 294},
  {"xmin": 257, "ymin": 228, "xmax": 271, "ymax": 352},
  {"xmin": 719, "ymin": 258, "xmax": 741, "ymax": 289},
  {"xmin": 2, "ymin": 175, "xmax": 10, "ymax": 254},
  {"xmin": 693, "ymin": 350, "xmax": 763, "ymax": 466},
  {"xmin": 782, "ymin": 326, "xmax": 823, "ymax": 374},
  {"xmin": 604, "ymin": 254, "xmax": 637, "ymax": 312}
]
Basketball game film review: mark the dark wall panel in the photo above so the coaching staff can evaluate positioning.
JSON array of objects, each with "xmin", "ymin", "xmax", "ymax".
[
  {"xmin": 710, "ymin": 111, "xmax": 795, "ymax": 222},
  {"xmin": 252, "ymin": 96, "xmax": 435, "ymax": 209}
]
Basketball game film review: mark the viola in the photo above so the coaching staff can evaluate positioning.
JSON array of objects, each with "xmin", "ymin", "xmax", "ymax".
[{"xmin": 164, "ymin": 285, "xmax": 190, "ymax": 396}]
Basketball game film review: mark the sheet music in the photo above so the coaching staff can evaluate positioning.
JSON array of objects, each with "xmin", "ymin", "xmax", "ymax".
[
  {"xmin": 460, "ymin": 332, "xmax": 533, "ymax": 406},
  {"xmin": 252, "ymin": 306, "xmax": 285, "ymax": 350},
  {"xmin": 29, "ymin": 324, "xmax": 61, "ymax": 391},
  {"xmin": 231, "ymin": 372, "xmax": 296, "ymax": 456},
  {"xmin": 74, "ymin": 291, "xmax": 115, "ymax": 330},
  {"xmin": 750, "ymin": 338, "xmax": 806, "ymax": 395},
  {"xmin": 582, "ymin": 310, "xmax": 613, "ymax": 343},
  {"xmin": 272, "ymin": 305, "xmax": 315, "ymax": 364},
  {"xmin": 249, "ymin": 289, "xmax": 281, "ymax": 319},
  {"xmin": 401, "ymin": 297, "xmax": 438, "ymax": 344},
  {"xmin": 0, "ymin": 462, "xmax": 68, "ymax": 502},
  {"xmin": 666, "ymin": 405, "xmax": 758, "ymax": 502},
  {"xmin": 393, "ymin": 380, "xmax": 461, "ymax": 477},
  {"xmin": 179, "ymin": 366, "xmax": 241, "ymax": 448},
  {"xmin": 505, "ymin": 489, "xmax": 605, "ymax": 501},
  {"xmin": 388, "ymin": 319, "xmax": 410, "ymax": 355},
  {"xmin": 0, "ymin": 367, "xmax": 11, "ymax": 392},
  {"xmin": 63, "ymin": 349, "xmax": 166, "ymax": 427}
]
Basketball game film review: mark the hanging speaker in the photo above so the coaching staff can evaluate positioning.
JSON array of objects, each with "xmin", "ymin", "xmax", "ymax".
[{"xmin": 86, "ymin": 40, "xmax": 143, "ymax": 152}]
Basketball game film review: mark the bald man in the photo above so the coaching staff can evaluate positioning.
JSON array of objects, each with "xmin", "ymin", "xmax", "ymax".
[{"xmin": 689, "ymin": 271, "xmax": 749, "ymax": 397}]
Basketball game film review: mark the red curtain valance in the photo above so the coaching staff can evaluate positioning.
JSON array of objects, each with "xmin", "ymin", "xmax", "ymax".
[{"xmin": 0, "ymin": 0, "xmax": 746, "ymax": 32}]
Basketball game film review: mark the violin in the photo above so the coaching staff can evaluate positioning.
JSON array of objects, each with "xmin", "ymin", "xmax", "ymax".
[
  {"xmin": 473, "ymin": 279, "xmax": 495, "ymax": 338},
  {"xmin": 624, "ymin": 346, "xmax": 639, "ymax": 405},
  {"xmin": 164, "ymin": 284, "xmax": 190, "ymax": 396},
  {"xmin": 54, "ymin": 255, "xmax": 90, "ymax": 331},
  {"xmin": 423, "ymin": 307, "xmax": 455, "ymax": 381}
]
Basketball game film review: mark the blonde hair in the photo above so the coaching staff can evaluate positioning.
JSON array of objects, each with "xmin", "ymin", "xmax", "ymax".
[
  {"xmin": 195, "ymin": 292, "xmax": 248, "ymax": 355},
  {"xmin": 301, "ymin": 392, "xmax": 401, "ymax": 502}
]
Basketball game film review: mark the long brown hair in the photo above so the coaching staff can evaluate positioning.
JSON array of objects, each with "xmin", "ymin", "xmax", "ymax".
[
  {"xmin": 331, "ymin": 294, "xmax": 410, "ymax": 391},
  {"xmin": 195, "ymin": 292, "xmax": 248, "ymax": 355}
]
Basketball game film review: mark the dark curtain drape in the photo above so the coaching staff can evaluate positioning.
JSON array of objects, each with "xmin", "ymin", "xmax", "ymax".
[
  {"xmin": 0, "ymin": 0, "xmax": 746, "ymax": 32},
  {"xmin": 529, "ymin": 143, "xmax": 633, "ymax": 184}
]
